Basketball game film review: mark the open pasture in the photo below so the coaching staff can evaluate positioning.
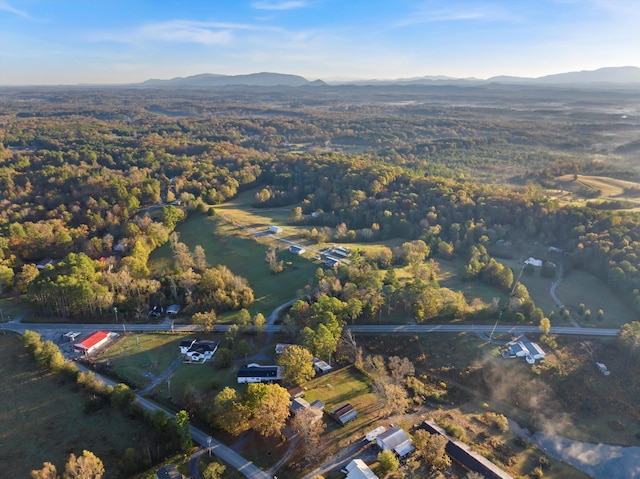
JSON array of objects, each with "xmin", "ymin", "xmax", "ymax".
[
  {"xmin": 551, "ymin": 174, "xmax": 640, "ymax": 210},
  {"xmin": 0, "ymin": 334, "xmax": 151, "ymax": 478},
  {"xmin": 94, "ymin": 333, "xmax": 185, "ymax": 388},
  {"xmin": 149, "ymin": 212, "xmax": 318, "ymax": 317},
  {"xmin": 555, "ymin": 268, "xmax": 636, "ymax": 327}
]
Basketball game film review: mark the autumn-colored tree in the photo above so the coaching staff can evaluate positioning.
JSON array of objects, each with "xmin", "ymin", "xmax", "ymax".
[
  {"xmin": 277, "ymin": 345, "xmax": 315, "ymax": 386},
  {"xmin": 413, "ymin": 430, "xmax": 451, "ymax": 469},
  {"xmin": 388, "ymin": 356, "xmax": 415, "ymax": 381},
  {"xmin": 249, "ymin": 383, "xmax": 291, "ymax": 437},
  {"xmin": 192, "ymin": 309, "xmax": 216, "ymax": 332},
  {"xmin": 291, "ymin": 407, "xmax": 326, "ymax": 461},
  {"xmin": 31, "ymin": 462, "xmax": 58, "ymax": 479},
  {"xmin": 202, "ymin": 462, "xmax": 226, "ymax": 479},
  {"xmin": 62, "ymin": 450, "xmax": 105, "ymax": 479}
]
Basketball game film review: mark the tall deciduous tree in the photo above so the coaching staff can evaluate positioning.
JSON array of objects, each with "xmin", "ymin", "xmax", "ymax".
[
  {"xmin": 210, "ymin": 387, "xmax": 250, "ymax": 435},
  {"xmin": 277, "ymin": 345, "xmax": 315, "ymax": 386},
  {"xmin": 174, "ymin": 410, "xmax": 192, "ymax": 452},
  {"xmin": 249, "ymin": 383, "xmax": 291, "ymax": 437},
  {"xmin": 192, "ymin": 310, "xmax": 216, "ymax": 332},
  {"xmin": 62, "ymin": 450, "xmax": 105, "ymax": 479},
  {"xmin": 291, "ymin": 407, "xmax": 326, "ymax": 462},
  {"xmin": 377, "ymin": 450, "xmax": 399, "ymax": 474}
]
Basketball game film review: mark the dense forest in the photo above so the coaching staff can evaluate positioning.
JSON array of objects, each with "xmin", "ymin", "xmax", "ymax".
[{"xmin": 1, "ymin": 84, "xmax": 640, "ymax": 322}]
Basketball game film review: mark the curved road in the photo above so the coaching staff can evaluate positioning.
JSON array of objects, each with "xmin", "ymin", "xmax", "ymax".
[{"xmin": 550, "ymin": 264, "xmax": 581, "ymax": 328}]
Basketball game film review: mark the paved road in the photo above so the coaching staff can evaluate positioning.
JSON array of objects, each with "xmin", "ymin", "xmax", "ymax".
[
  {"xmin": 3, "ymin": 319, "xmax": 620, "ymax": 337},
  {"xmin": 70, "ymin": 361, "xmax": 271, "ymax": 479}
]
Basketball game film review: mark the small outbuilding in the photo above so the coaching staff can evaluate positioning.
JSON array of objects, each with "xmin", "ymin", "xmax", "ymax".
[
  {"xmin": 289, "ymin": 245, "xmax": 305, "ymax": 255},
  {"xmin": 166, "ymin": 304, "xmax": 181, "ymax": 316},
  {"xmin": 330, "ymin": 403, "xmax": 357, "ymax": 425},
  {"xmin": 268, "ymin": 225, "xmax": 283, "ymax": 234},
  {"xmin": 313, "ymin": 357, "xmax": 333, "ymax": 375}
]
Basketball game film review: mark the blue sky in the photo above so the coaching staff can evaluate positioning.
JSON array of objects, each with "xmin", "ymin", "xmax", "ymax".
[{"xmin": 1, "ymin": 0, "xmax": 638, "ymax": 85}]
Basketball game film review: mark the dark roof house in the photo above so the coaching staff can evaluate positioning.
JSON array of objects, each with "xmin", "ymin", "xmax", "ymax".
[{"xmin": 237, "ymin": 363, "xmax": 283, "ymax": 383}]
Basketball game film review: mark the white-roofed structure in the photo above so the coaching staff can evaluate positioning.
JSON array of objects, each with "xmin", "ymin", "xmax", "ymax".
[
  {"xmin": 344, "ymin": 459, "xmax": 378, "ymax": 479},
  {"xmin": 376, "ymin": 427, "xmax": 414, "ymax": 457}
]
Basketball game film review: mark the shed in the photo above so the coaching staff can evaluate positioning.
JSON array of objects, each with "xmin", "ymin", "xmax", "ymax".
[
  {"xmin": 330, "ymin": 403, "xmax": 357, "ymax": 425},
  {"xmin": 376, "ymin": 427, "xmax": 414, "ymax": 457},
  {"xmin": 166, "ymin": 304, "xmax": 181, "ymax": 315},
  {"xmin": 289, "ymin": 245, "xmax": 305, "ymax": 255},
  {"xmin": 73, "ymin": 331, "xmax": 111, "ymax": 355},
  {"xmin": 268, "ymin": 226, "xmax": 283, "ymax": 234},
  {"xmin": 313, "ymin": 357, "xmax": 333, "ymax": 375}
]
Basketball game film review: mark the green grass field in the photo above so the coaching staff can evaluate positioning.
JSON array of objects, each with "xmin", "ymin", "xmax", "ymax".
[
  {"xmin": 95, "ymin": 333, "xmax": 185, "ymax": 388},
  {"xmin": 0, "ymin": 296, "xmax": 31, "ymax": 322},
  {"xmin": 149, "ymin": 212, "xmax": 318, "ymax": 319},
  {"xmin": 556, "ymin": 268, "xmax": 636, "ymax": 328},
  {"xmin": 0, "ymin": 334, "xmax": 152, "ymax": 477},
  {"xmin": 296, "ymin": 366, "xmax": 380, "ymax": 452}
]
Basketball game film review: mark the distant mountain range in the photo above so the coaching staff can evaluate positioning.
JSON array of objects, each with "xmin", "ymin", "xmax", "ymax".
[
  {"xmin": 134, "ymin": 67, "xmax": 640, "ymax": 89},
  {"xmin": 335, "ymin": 67, "xmax": 640, "ymax": 87},
  {"xmin": 140, "ymin": 72, "xmax": 325, "ymax": 87}
]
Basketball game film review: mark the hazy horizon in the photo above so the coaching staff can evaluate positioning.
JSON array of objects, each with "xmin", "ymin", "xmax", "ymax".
[{"xmin": 1, "ymin": 0, "xmax": 639, "ymax": 86}]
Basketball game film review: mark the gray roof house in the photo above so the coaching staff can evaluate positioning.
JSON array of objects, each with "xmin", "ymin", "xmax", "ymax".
[{"xmin": 376, "ymin": 427, "xmax": 414, "ymax": 457}]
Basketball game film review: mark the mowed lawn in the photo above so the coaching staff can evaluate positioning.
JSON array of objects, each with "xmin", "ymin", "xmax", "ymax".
[
  {"xmin": 95, "ymin": 333, "xmax": 185, "ymax": 388},
  {"xmin": 0, "ymin": 334, "xmax": 152, "ymax": 477},
  {"xmin": 301, "ymin": 366, "xmax": 380, "ymax": 452},
  {"xmin": 149, "ymin": 212, "xmax": 318, "ymax": 318},
  {"xmin": 556, "ymin": 268, "xmax": 636, "ymax": 328}
]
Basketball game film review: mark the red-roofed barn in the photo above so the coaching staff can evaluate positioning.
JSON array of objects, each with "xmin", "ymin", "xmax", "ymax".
[{"xmin": 73, "ymin": 331, "xmax": 111, "ymax": 354}]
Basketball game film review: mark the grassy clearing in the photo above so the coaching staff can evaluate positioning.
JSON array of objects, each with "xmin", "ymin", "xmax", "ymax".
[
  {"xmin": 0, "ymin": 296, "xmax": 31, "ymax": 322},
  {"xmin": 0, "ymin": 333, "xmax": 152, "ymax": 478},
  {"xmin": 498, "ymin": 257, "xmax": 559, "ymax": 314},
  {"xmin": 549, "ymin": 174, "xmax": 640, "ymax": 210},
  {"xmin": 556, "ymin": 268, "xmax": 635, "ymax": 328},
  {"xmin": 437, "ymin": 259, "xmax": 509, "ymax": 312},
  {"xmin": 149, "ymin": 212, "xmax": 318, "ymax": 318},
  {"xmin": 94, "ymin": 333, "xmax": 184, "ymax": 388}
]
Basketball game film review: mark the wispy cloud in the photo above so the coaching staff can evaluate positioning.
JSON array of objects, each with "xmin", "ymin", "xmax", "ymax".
[
  {"xmin": 395, "ymin": 3, "xmax": 518, "ymax": 27},
  {"xmin": 0, "ymin": 0, "xmax": 32, "ymax": 19},
  {"xmin": 91, "ymin": 20, "xmax": 273, "ymax": 45},
  {"xmin": 252, "ymin": 0, "xmax": 309, "ymax": 11},
  {"xmin": 139, "ymin": 20, "xmax": 233, "ymax": 44}
]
